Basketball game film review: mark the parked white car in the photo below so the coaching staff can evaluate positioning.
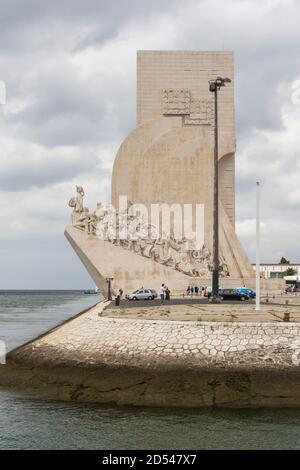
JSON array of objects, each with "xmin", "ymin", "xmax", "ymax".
[
  {"xmin": 205, "ymin": 287, "xmax": 212, "ymax": 297},
  {"xmin": 126, "ymin": 288, "xmax": 158, "ymax": 301}
]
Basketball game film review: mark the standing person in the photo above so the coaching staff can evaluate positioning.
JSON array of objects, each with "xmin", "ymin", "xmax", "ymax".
[
  {"xmin": 187, "ymin": 285, "xmax": 191, "ymax": 296},
  {"xmin": 160, "ymin": 283, "xmax": 166, "ymax": 304},
  {"xmin": 195, "ymin": 286, "xmax": 199, "ymax": 296},
  {"xmin": 191, "ymin": 286, "xmax": 194, "ymax": 296},
  {"xmin": 165, "ymin": 286, "xmax": 170, "ymax": 303},
  {"xmin": 202, "ymin": 286, "xmax": 205, "ymax": 297},
  {"xmin": 119, "ymin": 288, "xmax": 123, "ymax": 299}
]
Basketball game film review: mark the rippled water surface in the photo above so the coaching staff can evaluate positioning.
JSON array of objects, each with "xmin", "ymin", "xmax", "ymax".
[
  {"xmin": 1, "ymin": 290, "xmax": 300, "ymax": 450},
  {"xmin": 0, "ymin": 290, "xmax": 100, "ymax": 350}
]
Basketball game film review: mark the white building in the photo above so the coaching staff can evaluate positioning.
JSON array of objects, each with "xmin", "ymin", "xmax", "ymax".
[{"xmin": 252, "ymin": 263, "xmax": 300, "ymax": 279}]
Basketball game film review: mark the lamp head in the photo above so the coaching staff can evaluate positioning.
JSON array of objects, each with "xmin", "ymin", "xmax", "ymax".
[
  {"xmin": 217, "ymin": 76, "xmax": 231, "ymax": 83},
  {"xmin": 209, "ymin": 81, "xmax": 217, "ymax": 92},
  {"xmin": 209, "ymin": 76, "xmax": 231, "ymax": 91}
]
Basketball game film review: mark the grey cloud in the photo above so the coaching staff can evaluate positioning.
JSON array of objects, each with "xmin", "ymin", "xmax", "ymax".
[
  {"xmin": 172, "ymin": 0, "xmax": 300, "ymax": 134},
  {"xmin": 0, "ymin": 1, "xmax": 179, "ymax": 53},
  {"xmin": 5, "ymin": 57, "xmax": 135, "ymax": 147},
  {"xmin": 4, "ymin": 0, "xmax": 300, "ymax": 151},
  {"xmin": 0, "ymin": 0, "xmax": 177, "ymax": 149},
  {"xmin": 0, "ymin": 152, "xmax": 108, "ymax": 191}
]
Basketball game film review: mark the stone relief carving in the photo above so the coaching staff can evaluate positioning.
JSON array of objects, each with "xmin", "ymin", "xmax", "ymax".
[
  {"xmin": 68, "ymin": 187, "xmax": 229, "ymax": 278},
  {"xmin": 68, "ymin": 185, "xmax": 86, "ymax": 225},
  {"xmin": 162, "ymin": 89, "xmax": 190, "ymax": 115},
  {"xmin": 162, "ymin": 89, "xmax": 213, "ymax": 126}
]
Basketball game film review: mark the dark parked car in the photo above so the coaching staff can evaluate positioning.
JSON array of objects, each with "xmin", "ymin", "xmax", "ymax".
[
  {"xmin": 236, "ymin": 287, "xmax": 256, "ymax": 298},
  {"xmin": 208, "ymin": 288, "xmax": 250, "ymax": 301}
]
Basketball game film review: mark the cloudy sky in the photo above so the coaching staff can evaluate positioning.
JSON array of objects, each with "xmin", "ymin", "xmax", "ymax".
[{"xmin": 1, "ymin": 0, "xmax": 300, "ymax": 288}]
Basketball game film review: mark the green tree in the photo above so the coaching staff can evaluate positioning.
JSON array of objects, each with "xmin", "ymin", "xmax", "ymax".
[
  {"xmin": 280, "ymin": 257, "xmax": 290, "ymax": 264},
  {"xmin": 282, "ymin": 267, "xmax": 297, "ymax": 276}
]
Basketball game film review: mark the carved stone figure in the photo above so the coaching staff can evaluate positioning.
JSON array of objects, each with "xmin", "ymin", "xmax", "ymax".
[
  {"xmin": 68, "ymin": 195, "xmax": 228, "ymax": 277},
  {"xmin": 68, "ymin": 197, "xmax": 76, "ymax": 210},
  {"xmin": 88, "ymin": 211, "xmax": 98, "ymax": 235},
  {"xmin": 68, "ymin": 186, "xmax": 85, "ymax": 225},
  {"xmin": 75, "ymin": 186, "xmax": 85, "ymax": 213},
  {"xmin": 73, "ymin": 208, "xmax": 90, "ymax": 232}
]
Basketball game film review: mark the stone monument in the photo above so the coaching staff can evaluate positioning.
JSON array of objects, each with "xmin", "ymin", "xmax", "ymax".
[{"xmin": 65, "ymin": 51, "xmax": 262, "ymax": 295}]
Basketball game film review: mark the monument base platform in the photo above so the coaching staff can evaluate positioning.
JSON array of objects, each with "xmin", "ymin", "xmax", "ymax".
[{"xmin": 1, "ymin": 301, "xmax": 300, "ymax": 408}]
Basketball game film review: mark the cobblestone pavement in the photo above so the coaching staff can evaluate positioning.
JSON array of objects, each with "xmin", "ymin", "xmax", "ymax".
[{"xmin": 12, "ymin": 300, "xmax": 300, "ymax": 370}]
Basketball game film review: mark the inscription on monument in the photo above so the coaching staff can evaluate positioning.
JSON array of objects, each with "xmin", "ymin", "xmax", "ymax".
[
  {"xmin": 162, "ymin": 89, "xmax": 212, "ymax": 125},
  {"xmin": 162, "ymin": 89, "xmax": 190, "ymax": 115},
  {"xmin": 184, "ymin": 98, "xmax": 213, "ymax": 125}
]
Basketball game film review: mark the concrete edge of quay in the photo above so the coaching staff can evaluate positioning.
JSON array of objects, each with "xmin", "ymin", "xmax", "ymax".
[{"xmin": 1, "ymin": 300, "xmax": 300, "ymax": 408}]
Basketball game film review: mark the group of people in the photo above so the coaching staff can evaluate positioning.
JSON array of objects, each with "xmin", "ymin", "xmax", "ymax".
[
  {"xmin": 186, "ymin": 285, "xmax": 207, "ymax": 297},
  {"xmin": 285, "ymin": 285, "xmax": 299, "ymax": 294},
  {"xmin": 160, "ymin": 283, "xmax": 171, "ymax": 304},
  {"xmin": 115, "ymin": 283, "xmax": 209, "ymax": 305}
]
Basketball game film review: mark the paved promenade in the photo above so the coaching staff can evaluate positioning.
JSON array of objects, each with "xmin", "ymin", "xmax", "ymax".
[
  {"xmin": 10, "ymin": 300, "xmax": 300, "ymax": 370},
  {"xmin": 105, "ymin": 295, "xmax": 300, "ymax": 323}
]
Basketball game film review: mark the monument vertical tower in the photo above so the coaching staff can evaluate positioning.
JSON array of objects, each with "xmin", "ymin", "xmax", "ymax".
[{"xmin": 112, "ymin": 51, "xmax": 253, "ymax": 279}]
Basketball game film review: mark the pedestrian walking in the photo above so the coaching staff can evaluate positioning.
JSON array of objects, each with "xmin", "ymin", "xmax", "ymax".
[
  {"xmin": 160, "ymin": 283, "xmax": 166, "ymax": 304},
  {"xmin": 165, "ymin": 287, "xmax": 170, "ymax": 302}
]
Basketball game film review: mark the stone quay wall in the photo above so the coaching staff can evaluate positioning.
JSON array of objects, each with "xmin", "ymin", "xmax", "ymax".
[{"xmin": 2, "ymin": 301, "xmax": 300, "ymax": 408}]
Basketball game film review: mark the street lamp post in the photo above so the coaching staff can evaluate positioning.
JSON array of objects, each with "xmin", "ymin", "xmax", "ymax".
[
  {"xmin": 106, "ymin": 277, "xmax": 114, "ymax": 301},
  {"xmin": 255, "ymin": 181, "xmax": 260, "ymax": 311},
  {"xmin": 209, "ymin": 76, "xmax": 231, "ymax": 303}
]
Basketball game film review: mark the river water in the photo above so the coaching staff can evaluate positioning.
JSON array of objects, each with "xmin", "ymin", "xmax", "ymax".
[{"xmin": 1, "ymin": 290, "xmax": 300, "ymax": 450}]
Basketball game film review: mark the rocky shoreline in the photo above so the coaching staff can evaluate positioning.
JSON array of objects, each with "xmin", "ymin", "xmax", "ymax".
[{"xmin": 1, "ymin": 300, "xmax": 300, "ymax": 407}]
